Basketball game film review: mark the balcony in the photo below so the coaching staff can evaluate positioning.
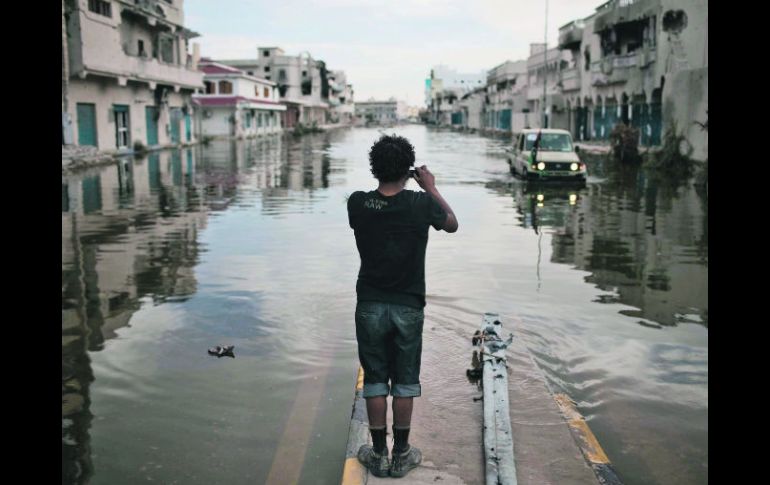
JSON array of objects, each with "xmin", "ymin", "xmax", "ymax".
[
  {"xmin": 637, "ymin": 47, "xmax": 657, "ymax": 67},
  {"xmin": 560, "ymin": 67, "xmax": 581, "ymax": 91},
  {"xmin": 593, "ymin": 0, "xmax": 660, "ymax": 32},
  {"xmin": 590, "ymin": 53, "xmax": 638, "ymax": 86},
  {"xmin": 558, "ymin": 21, "xmax": 584, "ymax": 49},
  {"xmin": 119, "ymin": 0, "xmax": 185, "ymax": 28},
  {"xmin": 612, "ymin": 52, "xmax": 638, "ymax": 68},
  {"xmin": 81, "ymin": 50, "xmax": 203, "ymax": 90}
]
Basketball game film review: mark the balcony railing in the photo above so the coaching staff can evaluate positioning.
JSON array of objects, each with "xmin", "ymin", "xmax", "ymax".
[
  {"xmin": 82, "ymin": 50, "xmax": 203, "ymax": 89},
  {"xmin": 612, "ymin": 52, "xmax": 638, "ymax": 68}
]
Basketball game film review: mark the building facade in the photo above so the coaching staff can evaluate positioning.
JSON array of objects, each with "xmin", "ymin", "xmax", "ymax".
[
  {"xmin": 426, "ymin": 65, "xmax": 488, "ymax": 125},
  {"xmin": 218, "ymin": 47, "xmax": 332, "ymax": 129},
  {"xmin": 327, "ymin": 70, "xmax": 355, "ymax": 124},
  {"xmin": 192, "ymin": 59, "xmax": 285, "ymax": 138},
  {"xmin": 354, "ymin": 100, "xmax": 399, "ymax": 125},
  {"xmin": 63, "ymin": 0, "xmax": 204, "ymax": 152},
  {"xmin": 556, "ymin": 0, "xmax": 708, "ymax": 158},
  {"xmin": 484, "ymin": 60, "xmax": 530, "ymax": 133},
  {"xmin": 425, "ymin": 0, "xmax": 707, "ymax": 161}
]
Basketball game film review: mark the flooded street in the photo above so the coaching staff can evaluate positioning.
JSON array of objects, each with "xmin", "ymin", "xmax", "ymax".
[{"xmin": 62, "ymin": 125, "xmax": 707, "ymax": 485}]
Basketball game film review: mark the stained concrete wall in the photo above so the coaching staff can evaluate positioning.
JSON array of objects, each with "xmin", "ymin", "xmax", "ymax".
[
  {"xmin": 68, "ymin": 77, "xmax": 195, "ymax": 151},
  {"xmin": 663, "ymin": 67, "xmax": 707, "ymax": 161}
]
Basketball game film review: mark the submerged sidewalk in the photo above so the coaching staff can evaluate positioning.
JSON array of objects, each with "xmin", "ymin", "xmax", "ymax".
[{"xmin": 341, "ymin": 318, "xmax": 605, "ymax": 485}]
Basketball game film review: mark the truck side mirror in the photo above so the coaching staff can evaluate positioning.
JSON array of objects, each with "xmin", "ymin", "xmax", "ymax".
[{"xmin": 574, "ymin": 145, "xmax": 580, "ymax": 154}]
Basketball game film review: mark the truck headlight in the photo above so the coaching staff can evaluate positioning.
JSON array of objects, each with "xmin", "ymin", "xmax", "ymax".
[
  {"xmin": 537, "ymin": 162, "xmax": 545, "ymax": 170},
  {"xmin": 570, "ymin": 163, "xmax": 578, "ymax": 171}
]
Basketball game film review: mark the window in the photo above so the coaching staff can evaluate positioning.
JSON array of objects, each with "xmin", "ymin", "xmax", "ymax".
[
  {"xmin": 248, "ymin": 71, "xmax": 254, "ymax": 76},
  {"xmin": 205, "ymin": 81, "xmax": 215, "ymax": 94},
  {"xmin": 88, "ymin": 0, "xmax": 111, "ymax": 17},
  {"xmin": 265, "ymin": 76, "xmax": 271, "ymax": 80},
  {"xmin": 159, "ymin": 34, "xmax": 175, "ymax": 63},
  {"xmin": 138, "ymin": 40, "xmax": 146, "ymax": 57},
  {"xmin": 113, "ymin": 105, "xmax": 130, "ymax": 149},
  {"xmin": 264, "ymin": 87, "xmax": 269, "ymax": 98},
  {"xmin": 302, "ymin": 71, "xmax": 307, "ymax": 77},
  {"xmin": 218, "ymin": 80, "xmax": 233, "ymax": 94},
  {"xmin": 278, "ymin": 69, "xmax": 287, "ymax": 82},
  {"xmin": 263, "ymin": 50, "xmax": 270, "ymax": 57},
  {"xmin": 265, "ymin": 66, "xmax": 271, "ymax": 72},
  {"xmin": 255, "ymin": 86, "xmax": 260, "ymax": 97}
]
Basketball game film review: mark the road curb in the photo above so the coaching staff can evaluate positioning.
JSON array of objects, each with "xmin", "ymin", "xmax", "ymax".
[{"xmin": 340, "ymin": 367, "xmax": 368, "ymax": 485}]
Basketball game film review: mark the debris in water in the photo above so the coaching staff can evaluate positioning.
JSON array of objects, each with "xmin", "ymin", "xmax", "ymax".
[{"xmin": 208, "ymin": 345, "xmax": 235, "ymax": 358}]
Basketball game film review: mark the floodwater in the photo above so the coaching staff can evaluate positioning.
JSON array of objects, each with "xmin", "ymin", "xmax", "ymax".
[{"xmin": 62, "ymin": 125, "xmax": 707, "ymax": 485}]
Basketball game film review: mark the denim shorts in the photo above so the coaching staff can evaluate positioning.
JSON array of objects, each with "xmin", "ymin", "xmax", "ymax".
[{"xmin": 355, "ymin": 301, "xmax": 424, "ymax": 398}]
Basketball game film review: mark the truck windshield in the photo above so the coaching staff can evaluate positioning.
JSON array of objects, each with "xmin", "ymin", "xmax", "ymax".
[{"xmin": 524, "ymin": 133, "xmax": 573, "ymax": 152}]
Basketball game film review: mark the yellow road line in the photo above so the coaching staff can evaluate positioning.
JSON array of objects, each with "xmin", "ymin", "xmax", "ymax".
[
  {"xmin": 356, "ymin": 366, "xmax": 364, "ymax": 391},
  {"xmin": 554, "ymin": 393, "xmax": 610, "ymax": 465},
  {"xmin": 265, "ymin": 368, "xmax": 330, "ymax": 485},
  {"xmin": 340, "ymin": 457, "xmax": 367, "ymax": 485}
]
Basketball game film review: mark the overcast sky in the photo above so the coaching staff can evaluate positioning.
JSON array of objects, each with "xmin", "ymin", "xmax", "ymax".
[{"xmin": 186, "ymin": 0, "xmax": 601, "ymax": 105}]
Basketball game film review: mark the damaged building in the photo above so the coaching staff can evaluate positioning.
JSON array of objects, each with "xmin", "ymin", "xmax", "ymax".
[
  {"xmin": 526, "ymin": 44, "xmax": 571, "ymax": 131},
  {"xmin": 354, "ymin": 99, "xmax": 407, "ymax": 125},
  {"xmin": 425, "ymin": 65, "xmax": 487, "ymax": 125},
  {"xmin": 327, "ymin": 70, "xmax": 355, "ymax": 125},
  {"xmin": 218, "ymin": 48, "xmax": 332, "ymax": 129},
  {"xmin": 456, "ymin": 87, "xmax": 486, "ymax": 131},
  {"xmin": 483, "ymin": 60, "xmax": 529, "ymax": 133},
  {"xmin": 556, "ymin": 0, "xmax": 707, "ymax": 159},
  {"xmin": 62, "ymin": 0, "xmax": 204, "ymax": 151},
  {"xmin": 424, "ymin": 0, "xmax": 706, "ymax": 161}
]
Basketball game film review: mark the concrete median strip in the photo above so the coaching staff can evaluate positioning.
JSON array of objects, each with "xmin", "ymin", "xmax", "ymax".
[
  {"xmin": 341, "ymin": 367, "xmax": 369, "ymax": 485},
  {"xmin": 341, "ymin": 315, "xmax": 619, "ymax": 485}
]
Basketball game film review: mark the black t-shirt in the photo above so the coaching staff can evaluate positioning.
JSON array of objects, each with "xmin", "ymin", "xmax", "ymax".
[{"xmin": 348, "ymin": 189, "xmax": 447, "ymax": 309}]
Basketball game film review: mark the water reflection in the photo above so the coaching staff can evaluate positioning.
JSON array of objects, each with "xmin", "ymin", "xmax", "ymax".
[
  {"xmin": 62, "ymin": 133, "xmax": 337, "ymax": 484},
  {"xmin": 511, "ymin": 180, "xmax": 586, "ymax": 234},
  {"xmin": 62, "ymin": 127, "xmax": 706, "ymax": 485},
  {"xmin": 62, "ymin": 149, "xmax": 207, "ymax": 484},
  {"xmin": 490, "ymin": 162, "xmax": 707, "ymax": 328}
]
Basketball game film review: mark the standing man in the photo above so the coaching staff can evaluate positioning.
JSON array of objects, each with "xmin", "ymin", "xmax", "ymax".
[{"xmin": 347, "ymin": 134, "xmax": 458, "ymax": 478}]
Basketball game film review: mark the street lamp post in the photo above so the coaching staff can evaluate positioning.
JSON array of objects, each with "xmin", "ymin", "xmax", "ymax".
[{"xmin": 542, "ymin": 0, "xmax": 548, "ymax": 128}]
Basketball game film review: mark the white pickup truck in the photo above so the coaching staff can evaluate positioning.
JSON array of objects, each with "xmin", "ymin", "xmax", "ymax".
[{"xmin": 507, "ymin": 129, "xmax": 586, "ymax": 181}]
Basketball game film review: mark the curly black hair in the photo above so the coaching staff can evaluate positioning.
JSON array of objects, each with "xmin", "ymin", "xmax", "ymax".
[{"xmin": 368, "ymin": 134, "xmax": 415, "ymax": 182}]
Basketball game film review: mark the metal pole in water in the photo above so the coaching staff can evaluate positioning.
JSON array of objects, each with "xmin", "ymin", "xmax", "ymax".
[{"xmin": 479, "ymin": 313, "xmax": 516, "ymax": 485}]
